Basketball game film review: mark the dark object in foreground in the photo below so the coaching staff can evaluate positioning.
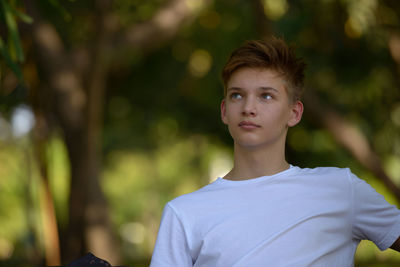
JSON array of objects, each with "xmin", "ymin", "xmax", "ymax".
[
  {"xmin": 47, "ymin": 252, "xmax": 130, "ymax": 267},
  {"xmin": 66, "ymin": 253, "xmax": 111, "ymax": 267}
]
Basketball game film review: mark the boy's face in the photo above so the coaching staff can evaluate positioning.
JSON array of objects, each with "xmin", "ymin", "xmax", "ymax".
[{"xmin": 221, "ymin": 67, "xmax": 303, "ymax": 149}]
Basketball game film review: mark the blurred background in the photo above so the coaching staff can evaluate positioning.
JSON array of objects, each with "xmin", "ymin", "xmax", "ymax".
[{"xmin": 1, "ymin": 0, "xmax": 400, "ymax": 266}]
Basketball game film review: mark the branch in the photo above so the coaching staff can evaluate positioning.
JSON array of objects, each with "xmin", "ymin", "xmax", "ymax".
[
  {"xmin": 388, "ymin": 32, "xmax": 400, "ymax": 66},
  {"xmin": 117, "ymin": 0, "xmax": 211, "ymax": 52}
]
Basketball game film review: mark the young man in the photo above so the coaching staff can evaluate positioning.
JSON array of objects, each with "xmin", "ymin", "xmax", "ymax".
[{"xmin": 150, "ymin": 37, "xmax": 400, "ymax": 266}]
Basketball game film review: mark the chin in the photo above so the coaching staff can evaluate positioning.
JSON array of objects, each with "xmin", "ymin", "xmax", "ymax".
[{"xmin": 235, "ymin": 139, "xmax": 266, "ymax": 149}]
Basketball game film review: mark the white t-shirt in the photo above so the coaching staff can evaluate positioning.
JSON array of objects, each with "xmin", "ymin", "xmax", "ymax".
[{"xmin": 150, "ymin": 166, "xmax": 400, "ymax": 266}]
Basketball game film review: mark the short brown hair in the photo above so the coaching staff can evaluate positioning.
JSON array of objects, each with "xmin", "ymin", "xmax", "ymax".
[{"xmin": 221, "ymin": 37, "xmax": 306, "ymax": 102}]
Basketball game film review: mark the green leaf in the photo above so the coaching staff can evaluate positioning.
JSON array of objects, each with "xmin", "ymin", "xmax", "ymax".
[
  {"xmin": 0, "ymin": 36, "xmax": 23, "ymax": 81},
  {"xmin": 1, "ymin": 0, "xmax": 24, "ymax": 62},
  {"xmin": 11, "ymin": 6, "xmax": 33, "ymax": 24}
]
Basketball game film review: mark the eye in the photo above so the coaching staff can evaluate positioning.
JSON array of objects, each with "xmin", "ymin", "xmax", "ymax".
[
  {"xmin": 230, "ymin": 92, "xmax": 242, "ymax": 100},
  {"xmin": 261, "ymin": 93, "xmax": 272, "ymax": 100}
]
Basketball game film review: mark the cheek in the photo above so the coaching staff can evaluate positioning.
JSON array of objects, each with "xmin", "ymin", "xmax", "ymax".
[
  {"xmin": 223, "ymin": 105, "xmax": 237, "ymax": 120},
  {"xmin": 268, "ymin": 107, "xmax": 291, "ymax": 125}
]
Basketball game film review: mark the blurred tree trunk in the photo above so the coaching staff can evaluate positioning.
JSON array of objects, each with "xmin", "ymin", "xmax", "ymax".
[
  {"xmin": 81, "ymin": 0, "xmax": 116, "ymax": 262},
  {"xmin": 23, "ymin": 0, "xmax": 210, "ymax": 264}
]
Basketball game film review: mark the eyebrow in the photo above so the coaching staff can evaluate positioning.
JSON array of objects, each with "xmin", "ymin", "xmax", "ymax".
[
  {"xmin": 227, "ymin": 86, "xmax": 279, "ymax": 93},
  {"xmin": 259, "ymin": 87, "xmax": 279, "ymax": 93}
]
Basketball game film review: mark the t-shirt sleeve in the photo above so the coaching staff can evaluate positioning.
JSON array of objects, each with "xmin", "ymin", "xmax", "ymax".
[
  {"xmin": 150, "ymin": 203, "xmax": 193, "ymax": 267},
  {"xmin": 350, "ymin": 170, "xmax": 400, "ymax": 250}
]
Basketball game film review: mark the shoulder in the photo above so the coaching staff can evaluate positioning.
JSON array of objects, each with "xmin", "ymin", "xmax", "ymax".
[
  {"xmin": 295, "ymin": 166, "xmax": 352, "ymax": 179},
  {"xmin": 292, "ymin": 166, "xmax": 356, "ymax": 189},
  {"xmin": 166, "ymin": 180, "xmax": 222, "ymax": 215}
]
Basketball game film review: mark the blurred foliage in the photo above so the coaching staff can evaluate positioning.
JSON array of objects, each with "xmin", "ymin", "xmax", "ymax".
[
  {"xmin": 0, "ymin": 0, "xmax": 32, "ymax": 81},
  {"xmin": 1, "ymin": 0, "xmax": 400, "ymax": 266}
]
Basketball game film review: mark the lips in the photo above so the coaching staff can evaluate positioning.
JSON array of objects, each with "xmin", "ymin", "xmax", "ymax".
[{"xmin": 238, "ymin": 121, "xmax": 260, "ymax": 129}]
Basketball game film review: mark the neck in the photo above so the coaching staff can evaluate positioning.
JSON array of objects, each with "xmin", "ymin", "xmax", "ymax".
[{"xmin": 224, "ymin": 141, "xmax": 289, "ymax": 181}]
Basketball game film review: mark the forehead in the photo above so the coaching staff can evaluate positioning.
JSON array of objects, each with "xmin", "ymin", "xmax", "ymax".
[{"xmin": 227, "ymin": 67, "xmax": 286, "ymax": 90}]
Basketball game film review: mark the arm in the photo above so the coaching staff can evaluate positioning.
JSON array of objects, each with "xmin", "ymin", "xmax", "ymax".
[
  {"xmin": 390, "ymin": 236, "xmax": 400, "ymax": 252},
  {"xmin": 350, "ymin": 170, "xmax": 400, "ymax": 251}
]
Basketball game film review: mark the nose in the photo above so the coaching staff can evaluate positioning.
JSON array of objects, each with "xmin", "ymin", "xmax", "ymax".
[{"xmin": 242, "ymin": 96, "xmax": 257, "ymax": 116}]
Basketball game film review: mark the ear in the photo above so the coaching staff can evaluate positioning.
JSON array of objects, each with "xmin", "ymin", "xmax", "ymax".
[
  {"xmin": 221, "ymin": 99, "xmax": 228, "ymax": 125},
  {"xmin": 287, "ymin": 100, "xmax": 303, "ymax": 127}
]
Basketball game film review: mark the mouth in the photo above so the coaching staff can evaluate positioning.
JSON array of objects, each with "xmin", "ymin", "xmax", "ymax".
[{"xmin": 238, "ymin": 121, "xmax": 260, "ymax": 129}]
